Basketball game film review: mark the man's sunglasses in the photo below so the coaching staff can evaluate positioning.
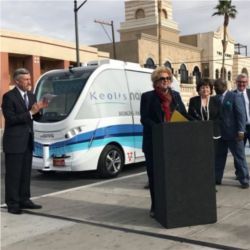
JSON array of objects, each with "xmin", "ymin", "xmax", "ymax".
[{"xmin": 237, "ymin": 80, "xmax": 247, "ymax": 84}]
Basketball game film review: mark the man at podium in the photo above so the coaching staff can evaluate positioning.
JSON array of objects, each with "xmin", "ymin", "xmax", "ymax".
[{"xmin": 140, "ymin": 66, "xmax": 187, "ymax": 218}]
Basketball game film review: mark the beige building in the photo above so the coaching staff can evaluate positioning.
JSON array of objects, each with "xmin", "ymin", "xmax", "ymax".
[
  {"xmin": 1, "ymin": 0, "xmax": 249, "ymax": 106},
  {"xmin": 0, "ymin": 29, "xmax": 109, "ymax": 98},
  {"xmin": 95, "ymin": 0, "xmax": 250, "ymax": 102},
  {"xmin": 0, "ymin": 30, "xmax": 110, "ymax": 128}
]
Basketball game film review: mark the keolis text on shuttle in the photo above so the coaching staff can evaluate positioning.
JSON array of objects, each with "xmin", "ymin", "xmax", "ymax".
[{"xmin": 89, "ymin": 91, "xmax": 142, "ymax": 101}]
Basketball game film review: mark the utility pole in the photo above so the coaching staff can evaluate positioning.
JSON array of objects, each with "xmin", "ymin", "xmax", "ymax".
[
  {"xmin": 74, "ymin": 0, "xmax": 87, "ymax": 67},
  {"xmin": 94, "ymin": 19, "xmax": 117, "ymax": 59},
  {"xmin": 158, "ymin": 0, "xmax": 162, "ymax": 67}
]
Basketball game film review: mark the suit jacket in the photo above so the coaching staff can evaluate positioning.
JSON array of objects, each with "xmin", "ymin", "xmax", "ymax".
[
  {"xmin": 234, "ymin": 88, "xmax": 250, "ymax": 123},
  {"xmin": 218, "ymin": 91, "xmax": 246, "ymax": 140},
  {"xmin": 188, "ymin": 95, "xmax": 221, "ymax": 137},
  {"xmin": 2, "ymin": 87, "xmax": 41, "ymax": 153},
  {"xmin": 140, "ymin": 89, "xmax": 187, "ymax": 153}
]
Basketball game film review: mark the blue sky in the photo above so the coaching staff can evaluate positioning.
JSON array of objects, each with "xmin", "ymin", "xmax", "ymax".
[{"xmin": 1, "ymin": 0, "xmax": 249, "ymax": 56}]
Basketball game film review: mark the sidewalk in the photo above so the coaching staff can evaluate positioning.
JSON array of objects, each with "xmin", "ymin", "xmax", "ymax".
[{"xmin": 1, "ymin": 154, "xmax": 250, "ymax": 250}]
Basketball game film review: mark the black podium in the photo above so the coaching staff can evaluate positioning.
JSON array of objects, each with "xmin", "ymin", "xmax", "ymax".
[{"xmin": 152, "ymin": 121, "xmax": 217, "ymax": 228}]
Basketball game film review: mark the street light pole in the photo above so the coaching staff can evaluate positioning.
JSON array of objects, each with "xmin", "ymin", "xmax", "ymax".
[
  {"xmin": 74, "ymin": 0, "xmax": 87, "ymax": 67},
  {"xmin": 94, "ymin": 19, "xmax": 117, "ymax": 59},
  {"xmin": 158, "ymin": 0, "xmax": 162, "ymax": 67},
  {"xmin": 111, "ymin": 21, "xmax": 117, "ymax": 59}
]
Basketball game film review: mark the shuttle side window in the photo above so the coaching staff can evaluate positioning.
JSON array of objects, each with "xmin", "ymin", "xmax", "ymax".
[
  {"xmin": 76, "ymin": 69, "xmax": 131, "ymax": 119},
  {"xmin": 125, "ymin": 70, "xmax": 153, "ymax": 117}
]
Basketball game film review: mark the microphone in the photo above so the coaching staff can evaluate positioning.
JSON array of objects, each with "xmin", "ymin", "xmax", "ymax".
[{"xmin": 193, "ymin": 108, "xmax": 201, "ymax": 119}]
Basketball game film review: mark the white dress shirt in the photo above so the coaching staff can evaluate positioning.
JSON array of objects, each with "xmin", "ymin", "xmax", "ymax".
[{"xmin": 237, "ymin": 89, "xmax": 250, "ymax": 124}]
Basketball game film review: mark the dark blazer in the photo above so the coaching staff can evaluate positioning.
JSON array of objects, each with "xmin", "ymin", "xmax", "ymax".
[
  {"xmin": 140, "ymin": 89, "xmax": 187, "ymax": 153},
  {"xmin": 233, "ymin": 88, "xmax": 250, "ymax": 120},
  {"xmin": 2, "ymin": 87, "xmax": 40, "ymax": 153},
  {"xmin": 233, "ymin": 88, "xmax": 250, "ymax": 97},
  {"xmin": 188, "ymin": 95, "xmax": 221, "ymax": 137},
  {"xmin": 218, "ymin": 91, "xmax": 246, "ymax": 140}
]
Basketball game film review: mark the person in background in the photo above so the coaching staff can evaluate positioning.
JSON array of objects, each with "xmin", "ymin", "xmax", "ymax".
[
  {"xmin": 2, "ymin": 68, "xmax": 48, "ymax": 214},
  {"xmin": 214, "ymin": 78, "xmax": 249, "ymax": 189},
  {"xmin": 188, "ymin": 78, "xmax": 220, "ymax": 139},
  {"xmin": 140, "ymin": 66, "xmax": 187, "ymax": 218},
  {"xmin": 234, "ymin": 73, "xmax": 250, "ymax": 146}
]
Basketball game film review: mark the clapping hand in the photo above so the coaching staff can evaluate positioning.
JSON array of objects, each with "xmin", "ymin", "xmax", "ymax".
[{"xmin": 31, "ymin": 100, "xmax": 48, "ymax": 115}]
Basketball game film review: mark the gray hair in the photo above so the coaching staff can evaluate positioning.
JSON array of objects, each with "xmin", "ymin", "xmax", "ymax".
[
  {"xmin": 236, "ymin": 73, "xmax": 248, "ymax": 82},
  {"xmin": 13, "ymin": 68, "xmax": 30, "ymax": 80}
]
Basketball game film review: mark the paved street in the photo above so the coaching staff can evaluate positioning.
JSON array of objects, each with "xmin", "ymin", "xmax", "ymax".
[
  {"xmin": 1, "ymin": 153, "xmax": 146, "ymax": 204},
  {"xmin": 1, "ymin": 153, "xmax": 250, "ymax": 250}
]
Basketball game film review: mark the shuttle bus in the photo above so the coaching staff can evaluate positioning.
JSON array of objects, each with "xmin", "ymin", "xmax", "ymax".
[{"xmin": 33, "ymin": 59, "xmax": 179, "ymax": 177}]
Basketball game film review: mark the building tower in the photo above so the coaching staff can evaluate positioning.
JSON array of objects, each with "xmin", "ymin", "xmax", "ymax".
[{"xmin": 119, "ymin": 0, "xmax": 180, "ymax": 43}]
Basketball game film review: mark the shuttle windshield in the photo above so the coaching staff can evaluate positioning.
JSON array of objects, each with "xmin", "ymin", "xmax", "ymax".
[{"xmin": 35, "ymin": 68, "xmax": 95, "ymax": 122}]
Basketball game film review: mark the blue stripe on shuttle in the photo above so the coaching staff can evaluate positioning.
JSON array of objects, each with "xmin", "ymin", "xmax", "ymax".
[{"xmin": 34, "ymin": 124, "xmax": 143, "ymax": 157}]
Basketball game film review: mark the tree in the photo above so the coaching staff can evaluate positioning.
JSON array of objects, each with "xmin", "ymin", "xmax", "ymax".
[{"xmin": 212, "ymin": 0, "xmax": 237, "ymax": 79}]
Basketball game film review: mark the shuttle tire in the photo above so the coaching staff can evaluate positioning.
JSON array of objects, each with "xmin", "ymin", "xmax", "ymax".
[{"xmin": 97, "ymin": 144, "xmax": 124, "ymax": 178}]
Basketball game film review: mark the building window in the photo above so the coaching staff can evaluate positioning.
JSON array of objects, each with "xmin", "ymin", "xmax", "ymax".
[
  {"xmin": 161, "ymin": 9, "xmax": 168, "ymax": 19},
  {"xmin": 228, "ymin": 71, "xmax": 231, "ymax": 81},
  {"xmin": 202, "ymin": 63, "xmax": 209, "ymax": 78},
  {"xmin": 221, "ymin": 67, "xmax": 226, "ymax": 80},
  {"xmin": 242, "ymin": 67, "xmax": 249, "ymax": 76},
  {"xmin": 164, "ymin": 61, "xmax": 173, "ymax": 73},
  {"xmin": 179, "ymin": 64, "xmax": 188, "ymax": 83},
  {"xmin": 215, "ymin": 69, "xmax": 219, "ymax": 79},
  {"xmin": 135, "ymin": 9, "xmax": 145, "ymax": 19},
  {"xmin": 144, "ymin": 58, "xmax": 156, "ymax": 69},
  {"xmin": 193, "ymin": 66, "xmax": 201, "ymax": 84}
]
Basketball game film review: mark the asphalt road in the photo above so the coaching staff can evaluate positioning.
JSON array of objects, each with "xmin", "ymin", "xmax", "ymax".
[{"xmin": 1, "ymin": 154, "xmax": 146, "ymax": 204}]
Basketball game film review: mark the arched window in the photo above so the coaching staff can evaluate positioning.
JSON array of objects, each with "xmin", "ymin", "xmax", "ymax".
[
  {"xmin": 215, "ymin": 69, "xmax": 219, "ymax": 79},
  {"xmin": 135, "ymin": 9, "xmax": 145, "ymax": 19},
  {"xmin": 161, "ymin": 9, "xmax": 168, "ymax": 19},
  {"xmin": 144, "ymin": 58, "xmax": 156, "ymax": 69},
  {"xmin": 179, "ymin": 64, "xmax": 188, "ymax": 83},
  {"xmin": 242, "ymin": 67, "xmax": 249, "ymax": 77},
  {"xmin": 192, "ymin": 66, "xmax": 201, "ymax": 84},
  {"xmin": 164, "ymin": 61, "xmax": 173, "ymax": 73},
  {"xmin": 227, "ymin": 71, "xmax": 231, "ymax": 81},
  {"xmin": 221, "ymin": 67, "xmax": 226, "ymax": 80}
]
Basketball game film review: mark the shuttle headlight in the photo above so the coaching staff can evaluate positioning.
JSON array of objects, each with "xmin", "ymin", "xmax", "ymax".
[{"xmin": 65, "ymin": 127, "xmax": 83, "ymax": 139}]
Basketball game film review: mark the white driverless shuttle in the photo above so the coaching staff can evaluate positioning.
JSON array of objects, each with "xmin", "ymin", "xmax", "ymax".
[{"xmin": 33, "ymin": 59, "xmax": 179, "ymax": 177}]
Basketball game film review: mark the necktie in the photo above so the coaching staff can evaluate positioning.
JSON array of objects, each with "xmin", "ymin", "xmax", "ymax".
[{"xmin": 24, "ymin": 93, "xmax": 29, "ymax": 109}]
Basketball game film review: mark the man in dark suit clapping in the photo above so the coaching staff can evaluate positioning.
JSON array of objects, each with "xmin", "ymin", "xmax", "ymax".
[
  {"xmin": 2, "ymin": 68, "xmax": 48, "ymax": 214},
  {"xmin": 214, "ymin": 78, "xmax": 249, "ymax": 189}
]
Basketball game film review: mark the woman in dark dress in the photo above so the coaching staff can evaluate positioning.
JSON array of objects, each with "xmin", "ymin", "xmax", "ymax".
[
  {"xmin": 188, "ymin": 79, "xmax": 220, "ymax": 139},
  {"xmin": 140, "ymin": 66, "xmax": 187, "ymax": 218}
]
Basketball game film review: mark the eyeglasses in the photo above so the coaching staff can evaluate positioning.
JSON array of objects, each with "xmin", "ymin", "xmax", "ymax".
[
  {"xmin": 237, "ymin": 81, "xmax": 248, "ymax": 84},
  {"xmin": 158, "ymin": 76, "xmax": 171, "ymax": 81}
]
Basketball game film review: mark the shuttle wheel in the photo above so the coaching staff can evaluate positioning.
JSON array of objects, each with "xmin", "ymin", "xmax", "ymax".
[{"xmin": 97, "ymin": 145, "xmax": 124, "ymax": 178}]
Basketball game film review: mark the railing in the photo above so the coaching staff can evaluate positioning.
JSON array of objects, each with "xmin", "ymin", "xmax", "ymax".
[{"xmin": 180, "ymin": 83, "xmax": 196, "ymax": 107}]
